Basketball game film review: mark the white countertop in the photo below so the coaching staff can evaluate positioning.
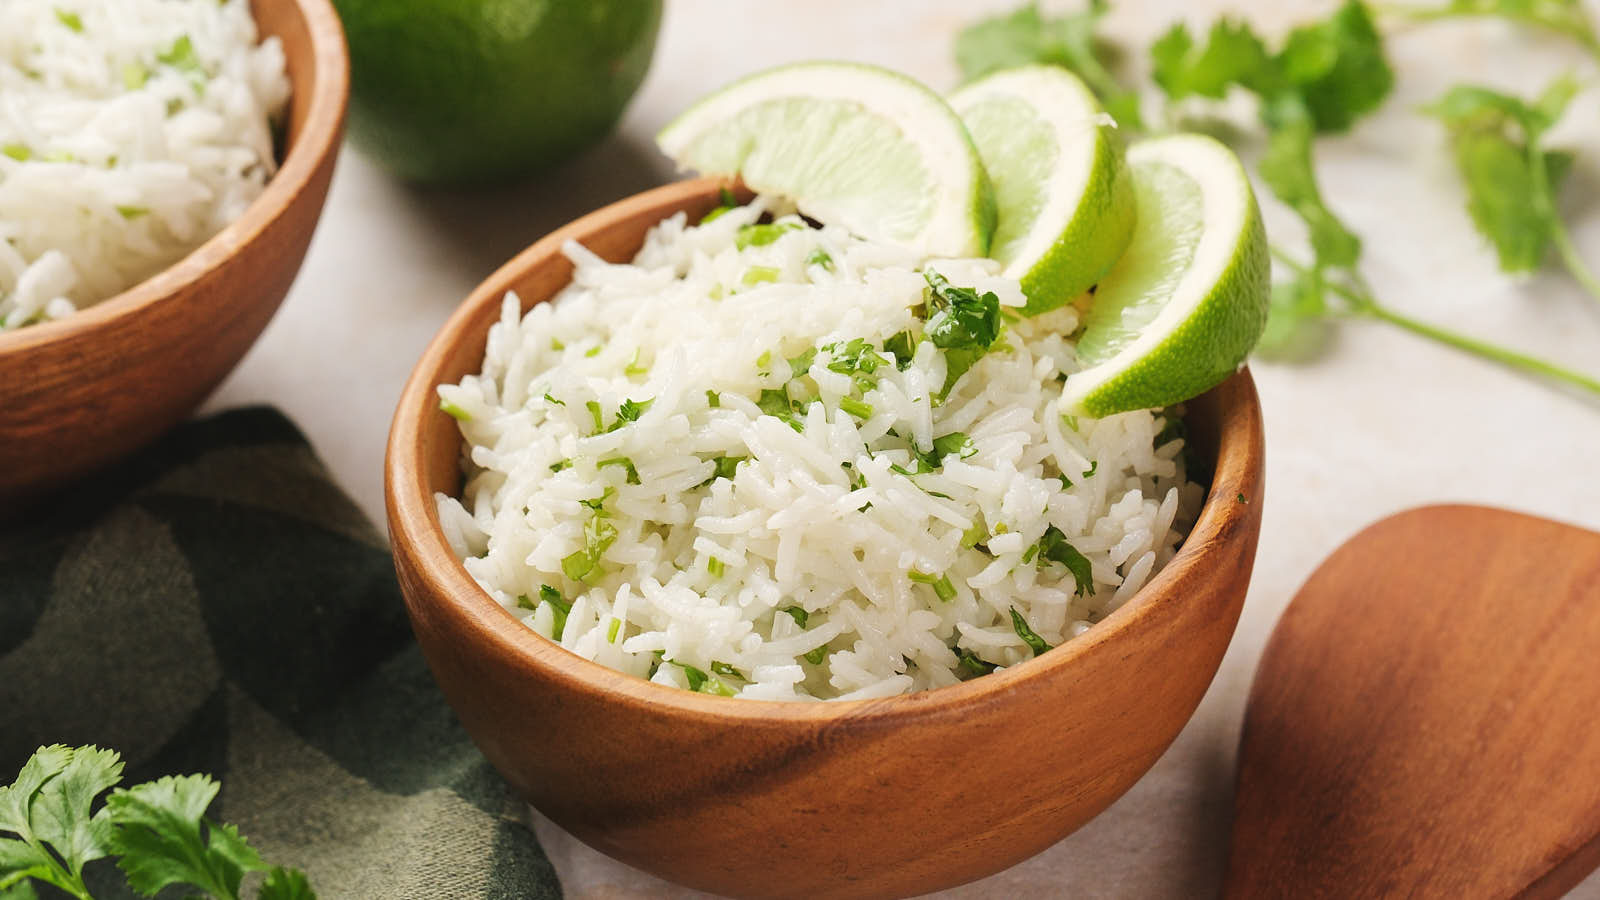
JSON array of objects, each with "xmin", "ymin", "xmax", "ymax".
[{"xmin": 206, "ymin": 0, "xmax": 1600, "ymax": 895}]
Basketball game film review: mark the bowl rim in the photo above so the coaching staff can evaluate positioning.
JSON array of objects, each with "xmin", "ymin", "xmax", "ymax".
[
  {"xmin": 386, "ymin": 176, "xmax": 1264, "ymax": 726},
  {"xmin": 0, "ymin": 0, "xmax": 349, "ymax": 354}
]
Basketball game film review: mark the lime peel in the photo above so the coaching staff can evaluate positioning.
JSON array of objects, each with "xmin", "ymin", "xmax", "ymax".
[
  {"xmin": 657, "ymin": 61, "xmax": 995, "ymax": 258},
  {"xmin": 1061, "ymin": 133, "xmax": 1269, "ymax": 417},
  {"xmin": 951, "ymin": 65, "xmax": 1137, "ymax": 316}
]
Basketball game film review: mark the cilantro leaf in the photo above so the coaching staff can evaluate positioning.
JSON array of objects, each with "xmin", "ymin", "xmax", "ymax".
[
  {"xmin": 1424, "ymin": 77, "xmax": 1581, "ymax": 274},
  {"xmin": 780, "ymin": 606, "xmax": 809, "ymax": 627},
  {"xmin": 1009, "ymin": 608, "xmax": 1054, "ymax": 656},
  {"xmin": 597, "ymin": 457, "xmax": 640, "ymax": 485},
  {"xmin": 1037, "ymin": 525, "xmax": 1095, "ymax": 597},
  {"xmin": 0, "ymin": 745, "xmax": 112, "ymax": 900},
  {"xmin": 259, "ymin": 867, "xmax": 317, "ymax": 900},
  {"xmin": 956, "ymin": 648, "xmax": 999, "ymax": 678},
  {"xmin": 735, "ymin": 222, "xmax": 802, "ymax": 250},
  {"xmin": 923, "ymin": 270, "xmax": 1004, "ymax": 399},
  {"xmin": 606, "ymin": 397, "xmax": 653, "ymax": 432},
  {"xmin": 787, "ymin": 347, "xmax": 817, "ymax": 379},
  {"xmin": 561, "ymin": 514, "xmax": 618, "ymax": 583},
  {"xmin": 882, "ymin": 331, "xmax": 917, "ymax": 369},
  {"xmin": 106, "ymin": 774, "xmax": 266, "ymax": 899},
  {"xmin": 1275, "ymin": 0, "xmax": 1393, "ymax": 133},
  {"xmin": 931, "ymin": 431, "xmax": 978, "ymax": 464},
  {"xmin": 1151, "ymin": 19, "xmax": 1274, "ymax": 101},
  {"xmin": 955, "ymin": 0, "xmax": 1143, "ymax": 128},
  {"xmin": 757, "ymin": 389, "xmax": 805, "ymax": 432}
]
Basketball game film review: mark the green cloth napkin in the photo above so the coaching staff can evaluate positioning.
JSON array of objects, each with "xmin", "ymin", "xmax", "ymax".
[{"xmin": 0, "ymin": 408, "xmax": 562, "ymax": 899}]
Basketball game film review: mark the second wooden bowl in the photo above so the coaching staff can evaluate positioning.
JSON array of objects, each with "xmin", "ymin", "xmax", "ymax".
[
  {"xmin": 386, "ymin": 177, "xmax": 1266, "ymax": 900},
  {"xmin": 0, "ymin": 0, "xmax": 348, "ymax": 503}
]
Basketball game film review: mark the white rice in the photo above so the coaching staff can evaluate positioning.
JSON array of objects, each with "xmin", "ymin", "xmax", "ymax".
[
  {"xmin": 437, "ymin": 197, "xmax": 1203, "ymax": 700},
  {"xmin": 0, "ymin": 0, "xmax": 290, "ymax": 330}
]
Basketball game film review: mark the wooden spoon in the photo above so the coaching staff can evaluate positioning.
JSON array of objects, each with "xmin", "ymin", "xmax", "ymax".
[{"xmin": 1227, "ymin": 504, "xmax": 1600, "ymax": 898}]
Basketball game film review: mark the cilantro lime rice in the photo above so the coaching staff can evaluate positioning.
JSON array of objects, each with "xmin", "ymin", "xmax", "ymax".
[
  {"xmin": 0, "ymin": 0, "xmax": 289, "ymax": 330},
  {"xmin": 435, "ymin": 196, "xmax": 1201, "ymax": 701}
]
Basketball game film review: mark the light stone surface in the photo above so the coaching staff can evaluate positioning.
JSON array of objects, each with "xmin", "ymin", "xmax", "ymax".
[{"xmin": 205, "ymin": 0, "xmax": 1600, "ymax": 895}]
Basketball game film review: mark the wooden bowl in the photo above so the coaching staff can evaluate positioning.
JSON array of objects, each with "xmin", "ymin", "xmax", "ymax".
[
  {"xmin": 386, "ymin": 177, "xmax": 1266, "ymax": 900},
  {"xmin": 0, "ymin": 0, "xmax": 348, "ymax": 502}
]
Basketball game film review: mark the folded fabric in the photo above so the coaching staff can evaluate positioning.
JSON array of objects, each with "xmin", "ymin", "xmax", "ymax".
[{"xmin": 0, "ymin": 408, "xmax": 562, "ymax": 899}]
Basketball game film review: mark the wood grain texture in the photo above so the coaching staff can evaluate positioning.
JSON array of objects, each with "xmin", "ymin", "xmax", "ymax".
[
  {"xmin": 0, "ymin": 0, "xmax": 347, "ymax": 504},
  {"xmin": 385, "ymin": 177, "xmax": 1267, "ymax": 900},
  {"xmin": 1227, "ymin": 505, "xmax": 1600, "ymax": 899}
]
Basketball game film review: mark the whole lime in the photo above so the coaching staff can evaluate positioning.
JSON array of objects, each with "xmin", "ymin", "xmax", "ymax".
[{"xmin": 332, "ymin": 0, "xmax": 663, "ymax": 185}]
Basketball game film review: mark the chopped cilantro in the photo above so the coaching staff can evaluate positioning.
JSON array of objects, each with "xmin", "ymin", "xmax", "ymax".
[
  {"xmin": 788, "ymin": 347, "xmax": 817, "ymax": 378},
  {"xmin": 838, "ymin": 396, "xmax": 873, "ymax": 419},
  {"xmin": 695, "ymin": 454, "xmax": 745, "ymax": 489},
  {"xmin": 607, "ymin": 397, "xmax": 654, "ymax": 431},
  {"xmin": 705, "ymin": 389, "xmax": 721, "ymax": 408},
  {"xmin": 157, "ymin": 34, "xmax": 204, "ymax": 77},
  {"xmin": 882, "ymin": 331, "xmax": 917, "ymax": 369},
  {"xmin": 735, "ymin": 222, "xmax": 802, "ymax": 249},
  {"xmin": 606, "ymin": 617, "xmax": 621, "ymax": 643},
  {"xmin": 741, "ymin": 265, "xmax": 781, "ymax": 286},
  {"xmin": 700, "ymin": 187, "xmax": 739, "ymax": 223},
  {"xmin": 707, "ymin": 556, "xmax": 725, "ymax": 578},
  {"xmin": 932, "ymin": 431, "xmax": 977, "ymax": 463},
  {"xmin": 803, "ymin": 646, "xmax": 827, "ymax": 665},
  {"xmin": 115, "ymin": 205, "xmax": 148, "ymax": 220},
  {"xmin": 439, "ymin": 399, "xmax": 470, "ymax": 421},
  {"xmin": 922, "ymin": 270, "xmax": 1004, "ymax": 399},
  {"xmin": 537, "ymin": 585, "xmax": 570, "ymax": 639},
  {"xmin": 780, "ymin": 606, "xmax": 809, "ymax": 627},
  {"xmin": 584, "ymin": 344, "xmax": 602, "ymax": 357},
  {"xmin": 543, "ymin": 392, "xmax": 565, "ymax": 406},
  {"xmin": 549, "ymin": 459, "xmax": 571, "ymax": 473},
  {"xmin": 2, "ymin": 144, "xmax": 32, "ymax": 161},
  {"xmin": 55, "ymin": 8, "xmax": 84, "ymax": 32},
  {"xmin": 957, "ymin": 647, "xmax": 999, "ymax": 677},
  {"xmin": 1037, "ymin": 525, "xmax": 1094, "ymax": 597},
  {"xmin": 1081, "ymin": 460, "xmax": 1098, "ymax": 479},
  {"xmin": 960, "ymin": 519, "xmax": 987, "ymax": 549},
  {"xmin": 710, "ymin": 660, "xmax": 743, "ymax": 679},
  {"xmin": 550, "ymin": 337, "xmax": 564, "ymax": 350},
  {"xmin": 584, "ymin": 400, "xmax": 604, "ymax": 432},
  {"xmin": 933, "ymin": 574, "xmax": 957, "ymax": 602},
  {"xmin": 824, "ymin": 338, "xmax": 888, "ymax": 382},
  {"xmin": 597, "ymin": 457, "xmax": 640, "ymax": 485},
  {"xmin": 757, "ymin": 388, "xmax": 804, "ymax": 432},
  {"xmin": 561, "ymin": 515, "xmax": 617, "ymax": 583},
  {"xmin": 578, "ymin": 486, "xmax": 614, "ymax": 511},
  {"xmin": 121, "ymin": 62, "xmax": 149, "ymax": 89},
  {"xmin": 1010, "ymin": 608, "xmax": 1053, "ymax": 656},
  {"xmin": 805, "ymin": 248, "xmax": 835, "ymax": 271},
  {"xmin": 516, "ymin": 594, "xmax": 537, "ymax": 610},
  {"xmin": 624, "ymin": 348, "xmax": 648, "ymax": 376},
  {"xmin": 755, "ymin": 350, "xmax": 771, "ymax": 370}
]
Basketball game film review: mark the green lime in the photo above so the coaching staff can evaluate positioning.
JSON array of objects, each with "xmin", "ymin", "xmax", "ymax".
[
  {"xmin": 1061, "ymin": 134, "xmax": 1269, "ymax": 417},
  {"xmin": 950, "ymin": 65, "xmax": 1136, "ymax": 316},
  {"xmin": 657, "ymin": 62, "xmax": 995, "ymax": 258},
  {"xmin": 333, "ymin": 0, "xmax": 662, "ymax": 185}
]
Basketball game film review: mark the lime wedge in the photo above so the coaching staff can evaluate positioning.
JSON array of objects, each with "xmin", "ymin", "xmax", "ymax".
[
  {"xmin": 1061, "ymin": 134, "xmax": 1269, "ymax": 417},
  {"xmin": 950, "ymin": 65, "xmax": 1136, "ymax": 316},
  {"xmin": 657, "ymin": 61, "xmax": 995, "ymax": 258}
]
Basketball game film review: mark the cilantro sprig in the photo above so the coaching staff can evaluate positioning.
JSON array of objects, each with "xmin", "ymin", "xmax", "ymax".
[
  {"xmin": 1, "ymin": 745, "xmax": 314, "ymax": 900},
  {"xmin": 1423, "ymin": 74, "xmax": 1599, "ymax": 299},
  {"xmin": 969, "ymin": 0, "xmax": 1599, "ymax": 397}
]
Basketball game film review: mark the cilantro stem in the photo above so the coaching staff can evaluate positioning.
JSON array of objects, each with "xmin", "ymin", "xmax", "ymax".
[
  {"xmin": 1273, "ymin": 248, "xmax": 1600, "ymax": 396},
  {"xmin": 1364, "ymin": 302, "xmax": 1600, "ymax": 394},
  {"xmin": 1376, "ymin": 3, "xmax": 1600, "ymax": 60},
  {"xmin": 1528, "ymin": 137, "xmax": 1600, "ymax": 304}
]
